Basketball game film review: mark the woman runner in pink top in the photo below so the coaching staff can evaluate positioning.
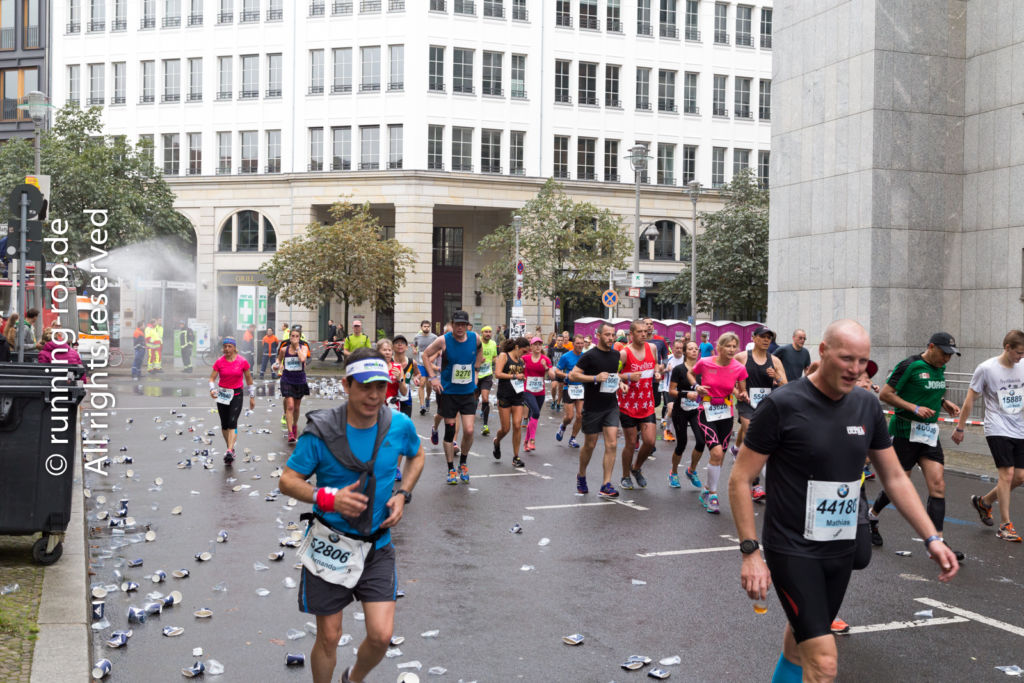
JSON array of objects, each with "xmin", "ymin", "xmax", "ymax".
[
  {"xmin": 209, "ymin": 336, "xmax": 256, "ymax": 465},
  {"xmin": 688, "ymin": 331, "xmax": 748, "ymax": 514},
  {"xmin": 522, "ymin": 336, "xmax": 555, "ymax": 452}
]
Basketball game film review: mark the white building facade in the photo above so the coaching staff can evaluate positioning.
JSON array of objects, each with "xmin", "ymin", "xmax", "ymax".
[{"xmin": 53, "ymin": 0, "xmax": 772, "ymax": 340}]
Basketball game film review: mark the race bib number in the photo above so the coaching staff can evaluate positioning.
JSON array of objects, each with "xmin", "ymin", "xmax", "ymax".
[
  {"xmin": 704, "ymin": 402, "xmax": 731, "ymax": 422},
  {"xmin": 804, "ymin": 479, "xmax": 860, "ymax": 541},
  {"xmin": 681, "ymin": 396, "xmax": 699, "ymax": 411},
  {"xmin": 215, "ymin": 388, "xmax": 235, "ymax": 405},
  {"xmin": 567, "ymin": 384, "xmax": 585, "ymax": 400},
  {"xmin": 526, "ymin": 376, "xmax": 544, "ymax": 393},
  {"xmin": 510, "ymin": 378, "xmax": 525, "ymax": 394},
  {"xmin": 998, "ymin": 388, "xmax": 1023, "ymax": 415},
  {"xmin": 297, "ymin": 519, "xmax": 369, "ymax": 588},
  {"xmin": 749, "ymin": 387, "xmax": 771, "ymax": 409},
  {"xmin": 284, "ymin": 356, "xmax": 302, "ymax": 372},
  {"xmin": 452, "ymin": 364, "xmax": 473, "ymax": 384},
  {"xmin": 479, "ymin": 362, "xmax": 492, "ymax": 376},
  {"xmin": 600, "ymin": 374, "xmax": 620, "ymax": 394},
  {"xmin": 658, "ymin": 376, "xmax": 670, "ymax": 393},
  {"xmin": 909, "ymin": 421, "xmax": 939, "ymax": 447}
]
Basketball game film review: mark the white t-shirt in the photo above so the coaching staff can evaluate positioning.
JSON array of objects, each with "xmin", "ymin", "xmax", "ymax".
[{"xmin": 969, "ymin": 356, "xmax": 1024, "ymax": 439}]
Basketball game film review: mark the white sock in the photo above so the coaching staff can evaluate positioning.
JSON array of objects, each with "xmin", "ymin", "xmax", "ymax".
[{"xmin": 706, "ymin": 464, "xmax": 721, "ymax": 493}]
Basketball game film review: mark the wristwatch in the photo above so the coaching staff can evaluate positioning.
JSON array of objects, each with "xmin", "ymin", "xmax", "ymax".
[
  {"xmin": 396, "ymin": 489, "xmax": 412, "ymax": 505},
  {"xmin": 739, "ymin": 539, "xmax": 760, "ymax": 555}
]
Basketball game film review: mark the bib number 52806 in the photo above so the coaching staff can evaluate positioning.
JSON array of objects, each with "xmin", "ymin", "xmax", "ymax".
[{"xmin": 309, "ymin": 536, "xmax": 351, "ymax": 566}]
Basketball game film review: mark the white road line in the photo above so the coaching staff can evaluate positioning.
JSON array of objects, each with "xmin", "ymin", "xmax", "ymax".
[
  {"xmin": 467, "ymin": 473, "xmax": 527, "ymax": 479},
  {"xmin": 846, "ymin": 616, "xmax": 969, "ymax": 635},
  {"xmin": 719, "ymin": 533, "xmax": 740, "ymax": 543},
  {"xmin": 526, "ymin": 498, "xmax": 648, "ymax": 511},
  {"xmin": 915, "ymin": 598, "xmax": 1024, "ymax": 637},
  {"xmin": 525, "ymin": 469, "xmax": 554, "ymax": 481},
  {"xmin": 635, "ymin": 546, "xmax": 736, "ymax": 558}
]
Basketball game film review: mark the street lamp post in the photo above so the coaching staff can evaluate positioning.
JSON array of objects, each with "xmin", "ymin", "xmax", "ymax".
[
  {"xmin": 26, "ymin": 90, "xmax": 48, "ymax": 341},
  {"xmin": 627, "ymin": 144, "xmax": 650, "ymax": 315},
  {"xmin": 687, "ymin": 180, "xmax": 702, "ymax": 338},
  {"xmin": 513, "ymin": 214, "xmax": 521, "ymax": 332}
]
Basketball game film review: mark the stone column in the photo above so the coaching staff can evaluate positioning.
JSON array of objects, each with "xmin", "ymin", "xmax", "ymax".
[{"xmin": 393, "ymin": 202, "xmax": 434, "ymax": 336}]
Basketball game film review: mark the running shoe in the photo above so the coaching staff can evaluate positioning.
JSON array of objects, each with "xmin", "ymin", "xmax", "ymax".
[
  {"xmin": 751, "ymin": 485, "xmax": 766, "ymax": 502},
  {"xmin": 729, "ymin": 444, "xmax": 739, "ymax": 456},
  {"xmin": 446, "ymin": 469, "xmax": 458, "ymax": 485},
  {"xmin": 620, "ymin": 476, "xmax": 634, "ymax": 490},
  {"xmin": 512, "ymin": 456, "xmax": 525, "ymax": 468},
  {"xmin": 525, "ymin": 439, "xmax": 536, "ymax": 452},
  {"xmin": 280, "ymin": 415, "xmax": 287, "ymax": 427},
  {"xmin": 631, "ymin": 469, "xmax": 648, "ymax": 489},
  {"xmin": 685, "ymin": 467, "xmax": 702, "ymax": 489},
  {"xmin": 425, "ymin": 397, "xmax": 431, "ymax": 409},
  {"xmin": 556, "ymin": 425, "xmax": 566, "ymax": 442},
  {"xmin": 492, "ymin": 438, "xmax": 501, "ymax": 460},
  {"xmin": 598, "ymin": 482, "xmax": 619, "ymax": 499},
  {"xmin": 698, "ymin": 489, "xmax": 709, "ymax": 510},
  {"xmin": 459, "ymin": 464, "xmax": 470, "ymax": 483},
  {"xmin": 830, "ymin": 618, "xmax": 850, "ymax": 634},
  {"xmin": 668, "ymin": 472, "xmax": 681, "ymax": 488},
  {"xmin": 576, "ymin": 475, "xmax": 589, "ymax": 494},
  {"xmin": 663, "ymin": 430, "xmax": 675, "ymax": 442},
  {"xmin": 430, "ymin": 428, "xmax": 438, "ymax": 445},
  {"xmin": 706, "ymin": 493, "xmax": 721, "ymax": 514},
  {"xmin": 419, "ymin": 406, "xmax": 427, "ymax": 416},
  {"xmin": 481, "ymin": 425, "xmax": 490, "ymax": 436},
  {"xmin": 287, "ymin": 433, "xmax": 297, "ymax": 445},
  {"xmin": 863, "ymin": 464, "xmax": 876, "ymax": 480},
  {"xmin": 522, "ymin": 417, "xmax": 529, "ymax": 427},
  {"xmin": 971, "ymin": 495, "xmax": 994, "ymax": 527},
  {"xmin": 869, "ymin": 519, "xmax": 883, "ymax": 546},
  {"xmin": 223, "ymin": 449, "xmax": 234, "ymax": 465},
  {"xmin": 568, "ymin": 437, "xmax": 580, "ymax": 449},
  {"xmin": 997, "ymin": 522, "xmax": 1023, "ymax": 543}
]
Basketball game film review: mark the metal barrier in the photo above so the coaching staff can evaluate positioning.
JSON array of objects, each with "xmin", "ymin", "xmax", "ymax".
[{"xmin": 944, "ymin": 372, "xmax": 984, "ymax": 422}]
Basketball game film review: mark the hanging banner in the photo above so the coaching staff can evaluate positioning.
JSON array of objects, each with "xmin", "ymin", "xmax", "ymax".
[
  {"xmin": 256, "ymin": 286, "xmax": 268, "ymax": 328},
  {"xmin": 237, "ymin": 286, "xmax": 256, "ymax": 327}
]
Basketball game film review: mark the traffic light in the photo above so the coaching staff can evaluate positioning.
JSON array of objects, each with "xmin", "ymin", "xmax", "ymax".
[{"xmin": 7, "ymin": 217, "xmax": 43, "ymax": 261}]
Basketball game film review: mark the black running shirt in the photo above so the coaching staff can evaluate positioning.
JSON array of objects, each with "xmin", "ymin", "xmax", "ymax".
[
  {"xmin": 743, "ymin": 377, "xmax": 891, "ymax": 559},
  {"xmin": 576, "ymin": 347, "xmax": 621, "ymax": 413}
]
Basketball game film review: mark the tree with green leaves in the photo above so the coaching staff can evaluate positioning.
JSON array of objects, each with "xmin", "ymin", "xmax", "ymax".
[
  {"xmin": 258, "ymin": 201, "xmax": 416, "ymax": 328},
  {"xmin": 657, "ymin": 169, "xmax": 768, "ymax": 321},
  {"xmin": 477, "ymin": 178, "xmax": 632, "ymax": 316},
  {"xmin": 0, "ymin": 104, "xmax": 193, "ymax": 261}
]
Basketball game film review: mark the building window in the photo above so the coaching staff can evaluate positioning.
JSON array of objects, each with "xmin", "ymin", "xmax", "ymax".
[
  {"xmin": 108, "ymin": 62, "xmax": 125, "ymax": 104},
  {"xmin": 759, "ymin": 78, "xmax": 771, "ymax": 120},
  {"xmin": 481, "ymin": 128, "xmax": 500, "ymax": 173},
  {"xmin": 577, "ymin": 62, "xmax": 597, "ymax": 106},
  {"xmin": 0, "ymin": 0, "xmax": 14, "ymax": 49},
  {"xmin": 757, "ymin": 150, "xmax": 769, "ymax": 187},
  {"xmin": 88, "ymin": 0, "xmax": 105, "ymax": 30},
  {"xmin": 651, "ymin": 220, "xmax": 675, "ymax": 260},
  {"xmin": 604, "ymin": 64, "xmax": 620, "ymax": 107},
  {"xmin": 141, "ymin": 0, "xmax": 156, "ymax": 27},
  {"xmin": 189, "ymin": 0, "xmax": 203, "ymax": 25},
  {"xmin": 161, "ymin": 133, "xmax": 179, "ymax": 175},
  {"xmin": 267, "ymin": 0, "xmax": 282, "ymax": 19},
  {"xmin": 735, "ymin": 4, "xmax": 752, "ymax": 46},
  {"xmin": 218, "ymin": 0, "xmax": 233, "ymax": 22},
  {"xmin": 452, "ymin": 126, "xmax": 472, "ymax": 171},
  {"xmin": 607, "ymin": 0, "xmax": 620, "ymax": 31},
  {"xmin": 240, "ymin": 0, "xmax": 258, "ymax": 21},
  {"xmin": 553, "ymin": 135, "xmax": 569, "ymax": 179},
  {"xmin": 713, "ymin": 1, "xmax": 727, "ymax": 43},
  {"xmin": 576, "ymin": 137, "xmax": 596, "ymax": 180},
  {"xmin": 454, "ymin": 0, "xmax": 474, "ymax": 15},
  {"xmin": 428, "ymin": 46, "xmax": 445, "ymax": 92},
  {"xmin": 657, "ymin": 142, "xmax": 674, "ymax": 185},
  {"xmin": 512, "ymin": 0, "xmax": 526, "ymax": 21},
  {"xmin": 482, "ymin": 51, "xmax": 502, "ymax": 96},
  {"xmin": 636, "ymin": 67, "xmax": 650, "ymax": 110},
  {"xmin": 510, "ymin": 130, "xmax": 524, "ymax": 175},
  {"xmin": 67, "ymin": 65, "xmax": 81, "ymax": 104},
  {"xmin": 711, "ymin": 146, "xmax": 725, "ymax": 187},
  {"xmin": 427, "ymin": 124, "xmax": 443, "ymax": 169},
  {"xmin": 309, "ymin": 127, "xmax": 324, "ymax": 170},
  {"xmin": 760, "ymin": 7, "xmax": 772, "ymax": 48},
  {"xmin": 682, "ymin": 144, "xmax": 696, "ymax": 184},
  {"xmin": 267, "ymin": 54, "xmax": 282, "ymax": 97},
  {"xmin": 266, "ymin": 129, "xmax": 281, "ymax": 172},
  {"xmin": 657, "ymin": 69, "xmax": 676, "ymax": 112},
  {"xmin": 429, "ymin": 0, "xmax": 445, "ymax": 12},
  {"xmin": 637, "ymin": 0, "xmax": 651, "ymax": 35},
  {"xmin": 453, "ymin": 48, "xmax": 473, "ymax": 94},
  {"xmin": 580, "ymin": 0, "xmax": 597, "ymax": 29},
  {"xmin": 735, "ymin": 77, "xmax": 751, "ymax": 118},
  {"xmin": 187, "ymin": 132, "xmax": 201, "ymax": 174},
  {"xmin": 162, "ymin": 59, "xmax": 180, "ymax": 102},
  {"xmin": 511, "ymin": 54, "xmax": 526, "ymax": 98},
  {"xmin": 225, "ymin": 210, "xmax": 273, "ymax": 252},
  {"xmin": 604, "ymin": 139, "xmax": 619, "ymax": 181},
  {"xmin": 86, "ymin": 63, "xmax": 104, "ymax": 105},
  {"xmin": 24, "ymin": 0, "xmax": 41, "ymax": 46},
  {"xmin": 360, "ymin": 46, "xmax": 381, "ymax": 92},
  {"xmin": 310, "ymin": 0, "xmax": 325, "ymax": 15},
  {"xmin": 239, "ymin": 130, "xmax": 257, "ymax": 173},
  {"xmin": 554, "ymin": 59, "xmax": 570, "ymax": 103},
  {"xmin": 432, "ymin": 226, "xmax": 463, "ymax": 269},
  {"xmin": 310, "ymin": 49, "xmax": 324, "ymax": 94},
  {"xmin": 359, "ymin": 125, "xmax": 379, "ymax": 169},
  {"xmin": 138, "ymin": 134, "xmax": 154, "ymax": 165},
  {"xmin": 217, "ymin": 131, "xmax": 232, "ymax": 174},
  {"xmin": 683, "ymin": 72, "xmax": 697, "ymax": 114},
  {"xmin": 659, "ymin": 0, "xmax": 677, "ymax": 37},
  {"xmin": 188, "ymin": 57, "xmax": 202, "ymax": 101},
  {"xmin": 67, "ymin": 0, "xmax": 81, "ymax": 33},
  {"xmin": 388, "ymin": 124, "xmax": 403, "ymax": 169},
  {"xmin": 140, "ymin": 61, "xmax": 155, "ymax": 103},
  {"xmin": 388, "ymin": 44, "xmax": 403, "ymax": 90},
  {"xmin": 712, "ymin": 74, "xmax": 727, "ymax": 116},
  {"xmin": 483, "ymin": 0, "xmax": 503, "ymax": 18},
  {"xmin": 331, "ymin": 126, "xmax": 351, "ymax": 170},
  {"xmin": 684, "ymin": 0, "xmax": 698, "ymax": 40},
  {"xmin": 217, "ymin": 56, "xmax": 232, "ymax": 99},
  {"xmin": 733, "ymin": 148, "xmax": 750, "ymax": 176},
  {"xmin": 330, "ymin": 48, "xmax": 351, "ymax": 93},
  {"xmin": 164, "ymin": 0, "xmax": 181, "ymax": 26},
  {"xmin": 555, "ymin": 0, "xmax": 570, "ymax": 27},
  {"xmin": 240, "ymin": 55, "xmax": 258, "ymax": 98}
]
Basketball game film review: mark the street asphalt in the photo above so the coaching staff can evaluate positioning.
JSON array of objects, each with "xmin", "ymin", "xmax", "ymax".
[{"xmin": 78, "ymin": 371, "xmax": 1024, "ymax": 682}]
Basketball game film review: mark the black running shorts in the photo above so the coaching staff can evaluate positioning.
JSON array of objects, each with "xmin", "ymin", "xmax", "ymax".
[
  {"xmin": 764, "ymin": 549, "xmax": 854, "ymax": 643},
  {"xmin": 297, "ymin": 544, "xmax": 396, "ymax": 615},
  {"xmin": 582, "ymin": 406, "xmax": 620, "ymax": 434},
  {"xmin": 986, "ymin": 435, "xmax": 1024, "ymax": 469},
  {"xmin": 892, "ymin": 436, "xmax": 944, "ymax": 470},
  {"xmin": 438, "ymin": 392, "xmax": 477, "ymax": 419}
]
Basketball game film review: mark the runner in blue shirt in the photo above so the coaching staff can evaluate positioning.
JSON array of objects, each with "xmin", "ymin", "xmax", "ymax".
[
  {"xmin": 554, "ymin": 334, "xmax": 587, "ymax": 448},
  {"xmin": 699, "ymin": 330, "xmax": 715, "ymax": 358}
]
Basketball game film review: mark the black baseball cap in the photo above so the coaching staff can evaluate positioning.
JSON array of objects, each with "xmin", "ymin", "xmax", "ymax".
[
  {"xmin": 452, "ymin": 310, "xmax": 470, "ymax": 324},
  {"xmin": 753, "ymin": 325, "xmax": 775, "ymax": 340},
  {"xmin": 929, "ymin": 332, "xmax": 960, "ymax": 356}
]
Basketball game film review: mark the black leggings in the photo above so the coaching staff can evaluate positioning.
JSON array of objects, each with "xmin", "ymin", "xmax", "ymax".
[
  {"xmin": 671, "ymin": 407, "xmax": 705, "ymax": 456},
  {"xmin": 524, "ymin": 392, "xmax": 545, "ymax": 420},
  {"xmin": 765, "ymin": 550, "xmax": 854, "ymax": 643},
  {"xmin": 216, "ymin": 389, "xmax": 243, "ymax": 430}
]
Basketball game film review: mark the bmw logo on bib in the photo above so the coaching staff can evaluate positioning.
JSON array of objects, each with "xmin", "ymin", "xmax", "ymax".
[{"xmin": 837, "ymin": 484, "xmax": 850, "ymax": 498}]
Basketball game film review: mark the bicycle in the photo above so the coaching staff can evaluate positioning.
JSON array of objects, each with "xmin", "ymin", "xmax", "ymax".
[{"xmin": 107, "ymin": 346, "xmax": 124, "ymax": 367}]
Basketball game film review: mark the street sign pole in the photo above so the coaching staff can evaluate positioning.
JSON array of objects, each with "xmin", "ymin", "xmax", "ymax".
[{"xmin": 17, "ymin": 190, "xmax": 27, "ymax": 361}]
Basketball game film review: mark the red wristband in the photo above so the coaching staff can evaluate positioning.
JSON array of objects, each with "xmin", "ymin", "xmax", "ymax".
[{"xmin": 315, "ymin": 486, "xmax": 338, "ymax": 513}]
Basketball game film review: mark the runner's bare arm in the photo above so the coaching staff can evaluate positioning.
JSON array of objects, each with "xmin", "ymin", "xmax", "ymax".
[
  {"xmin": 735, "ymin": 379, "xmax": 748, "ymax": 403},
  {"xmin": 772, "ymin": 356, "xmax": 787, "ymax": 385},
  {"xmin": 879, "ymin": 383, "xmax": 934, "ymax": 419},
  {"xmin": 279, "ymin": 468, "xmax": 369, "ymax": 517},
  {"xmin": 941, "ymin": 396, "xmax": 960, "ymax": 418},
  {"xmin": 422, "ymin": 336, "xmax": 446, "ymax": 379},
  {"xmin": 729, "ymin": 444, "xmax": 771, "ymax": 599},
  {"xmin": 951, "ymin": 388, "xmax": 979, "ymax": 445},
  {"xmin": 494, "ymin": 353, "xmax": 511, "ymax": 379}
]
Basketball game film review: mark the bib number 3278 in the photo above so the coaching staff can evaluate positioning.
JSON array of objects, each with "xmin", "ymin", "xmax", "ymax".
[{"xmin": 804, "ymin": 479, "xmax": 860, "ymax": 541}]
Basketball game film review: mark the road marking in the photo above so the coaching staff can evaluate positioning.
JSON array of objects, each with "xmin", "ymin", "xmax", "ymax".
[
  {"xmin": 846, "ymin": 616, "xmax": 969, "ymax": 635},
  {"xmin": 469, "ymin": 473, "xmax": 527, "ymax": 479},
  {"xmin": 719, "ymin": 533, "xmax": 740, "ymax": 543},
  {"xmin": 636, "ymin": 546, "xmax": 736, "ymax": 558},
  {"xmin": 526, "ymin": 499, "xmax": 649, "ymax": 511},
  {"xmin": 915, "ymin": 598, "xmax": 1024, "ymax": 637}
]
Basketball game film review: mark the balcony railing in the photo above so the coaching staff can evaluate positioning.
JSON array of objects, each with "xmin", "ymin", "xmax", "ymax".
[
  {"xmin": 67, "ymin": 21, "xmax": 81, "ymax": 33},
  {"xmin": 453, "ymin": 83, "xmax": 474, "ymax": 94},
  {"xmin": 111, "ymin": 95, "xmax": 125, "ymax": 104},
  {"xmin": 0, "ymin": 27, "xmax": 14, "ymax": 48},
  {"xmin": 310, "ymin": 2, "xmax": 326, "ymax": 16},
  {"xmin": 637, "ymin": 21, "xmax": 652, "ymax": 36},
  {"xmin": 511, "ymin": 87, "xmax": 526, "ymax": 99},
  {"xmin": 685, "ymin": 26, "xmax": 700, "ymax": 41},
  {"xmin": 760, "ymin": 33, "xmax": 772, "ymax": 48},
  {"xmin": 555, "ymin": 12, "xmax": 571, "ymax": 27},
  {"xmin": 482, "ymin": 84, "xmax": 502, "ymax": 96},
  {"xmin": 88, "ymin": 20, "xmax": 105, "ymax": 32},
  {"xmin": 308, "ymin": 85, "xmax": 324, "ymax": 94},
  {"xmin": 483, "ymin": 2, "xmax": 503, "ymax": 18},
  {"xmin": 658, "ymin": 101, "xmax": 678, "ymax": 113},
  {"xmin": 481, "ymin": 163, "xmax": 502, "ymax": 174},
  {"xmin": 112, "ymin": 17, "xmax": 127, "ymax": 30},
  {"xmin": 162, "ymin": 16, "xmax": 181, "ymax": 27},
  {"xmin": 389, "ymin": 0, "xmax": 405, "ymax": 10},
  {"xmin": 759, "ymin": 109, "xmax": 771, "ymax": 121},
  {"xmin": 217, "ymin": 165, "xmax": 233, "ymax": 175},
  {"xmin": 359, "ymin": 82, "xmax": 381, "ymax": 92},
  {"xmin": 606, "ymin": 17, "xmax": 621, "ymax": 32},
  {"xmin": 512, "ymin": 5, "xmax": 527, "ymax": 20},
  {"xmin": 239, "ymin": 163, "xmax": 259, "ymax": 174},
  {"xmin": 332, "ymin": 160, "xmax": 352, "ymax": 171},
  {"xmin": 735, "ymin": 108, "xmax": 752, "ymax": 119},
  {"xmin": 139, "ymin": 94, "xmax": 155, "ymax": 103},
  {"xmin": 427, "ymin": 159, "xmax": 443, "ymax": 170},
  {"xmin": 188, "ymin": 92, "xmax": 203, "ymax": 102},
  {"xmin": 604, "ymin": 172, "xmax": 620, "ymax": 182},
  {"xmin": 266, "ymin": 88, "xmax": 282, "ymax": 97},
  {"xmin": 359, "ymin": 161, "xmax": 380, "ymax": 170},
  {"xmin": 308, "ymin": 161, "xmax": 324, "ymax": 171},
  {"xmin": 265, "ymin": 162, "xmax": 282, "ymax": 173},
  {"xmin": 452, "ymin": 161, "xmax": 473, "ymax": 172},
  {"xmin": 684, "ymin": 103, "xmax": 699, "ymax": 115},
  {"xmin": 387, "ymin": 81, "xmax": 404, "ymax": 91},
  {"xmin": 217, "ymin": 90, "xmax": 233, "ymax": 100},
  {"xmin": 239, "ymin": 89, "xmax": 259, "ymax": 99},
  {"xmin": 140, "ymin": 16, "xmax": 156, "ymax": 28},
  {"xmin": 579, "ymin": 94, "xmax": 598, "ymax": 106},
  {"xmin": 605, "ymin": 97, "xmax": 621, "ymax": 108},
  {"xmin": 454, "ymin": 0, "xmax": 474, "ymax": 15},
  {"xmin": 23, "ymin": 26, "xmax": 39, "ymax": 46},
  {"xmin": 188, "ymin": 166, "xmax": 202, "ymax": 175},
  {"xmin": 712, "ymin": 106, "xmax": 728, "ymax": 117},
  {"xmin": 554, "ymin": 92, "xmax": 572, "ymax": 104},
  {"xmin": 388, "ymin": 160, "xmax": 403, "ymax": 169},
  {"xmin": 509, "ymin": 165, "xmax": 525, "ymax": 176},
  {"xmin": 87, "ymin": 96, "xmax": 105, "ymax": 105},
  {"xmin": 217, "ymin": 11, "xmax": 233, "ymax": 23},
  {"xmin": 714, "ymin": 30, "xmax": 729, "ymax": 44},
  {"xmin": 331, "ymin": 83, "xmax": 352, "ymax": 93},
  {"xmin": 428, "ymin": 82, "xmax": 445, "ymax": 92},
  {"xmin": 361, "ymin": 0, "xmax": 381, "ymax": 12},
  {"xmin": 267, "ymin": 8, "xmax": 283, "ymax": 20},
  {"xmin": 736, "ymin": 32, "xmax": 753, "ymax": 47},
  {"xmin": 188, "ymin": 13, "xmax": 203, "ymax": 25},
  {"xmin": 552, "ymin": 168, "xmax": 569, "ymax": 179},
  {"xmin": 577, "ymin": 170, "xmax": 596, "ymax": 180},
  {"xmin": 241, "ymin": 10, "xmax": 260, "ymax": 22},
  {"xmin": 636, "ymin": 99, "xmax": 651, "ymax": 111},
  {"xmin": 333, "ymin": 1, "xmax": 353, "ymax": 14},
  {"xmin": 659, "ymin": 23, "xmax": 678, "ymax": 38},
  {"xmin": 162, "ymin": 93, "xmax": 180, "ymax": 103},
  {"xmin": 580, "ymin": 14, "xmax": 599, "ymax": 30},
  {"xmin": 430, "ymin": 0, "xmax": 446, "ymax": 11}
]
